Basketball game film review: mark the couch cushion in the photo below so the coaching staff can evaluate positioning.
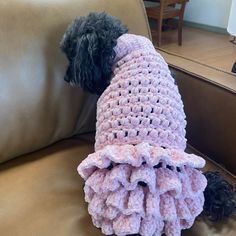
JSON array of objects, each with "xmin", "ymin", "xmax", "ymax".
[
  {"xmin": 0, "ymin": 138, "xmax": 235, "ymax": 236},
  {"xmin": 0, "ymin": 0, "xmax": 151, "ymax": 163}
]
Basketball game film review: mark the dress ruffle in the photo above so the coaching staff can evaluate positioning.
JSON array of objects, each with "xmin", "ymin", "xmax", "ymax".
[
  {"xmin": 78, "ymin": 143, "xmax": 207, "ymax": 236},
  {"xmin": 78, "ymin": 142, "xmax": 205, "ymax": 180}
]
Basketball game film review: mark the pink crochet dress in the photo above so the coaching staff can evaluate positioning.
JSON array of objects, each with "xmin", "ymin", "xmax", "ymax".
[{"xmin": 78, "ymin": 34, "xmax": 207, "ymax": 236}]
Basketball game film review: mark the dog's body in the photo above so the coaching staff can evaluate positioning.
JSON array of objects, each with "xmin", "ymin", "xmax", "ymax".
[{"xmin": 60, "ymin": 12, "xmax": 236, "ymax": 236}]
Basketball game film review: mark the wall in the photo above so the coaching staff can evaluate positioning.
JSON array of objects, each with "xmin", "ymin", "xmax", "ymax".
[{"xmin": 184, "ymin": 0, "xmax": 232, "ymax": 29}]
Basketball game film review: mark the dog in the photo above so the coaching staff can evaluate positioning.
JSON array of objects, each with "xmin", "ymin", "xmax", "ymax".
[{"xmin": 60, "ymin": 12, "xmax": 235, "ymax": 236}]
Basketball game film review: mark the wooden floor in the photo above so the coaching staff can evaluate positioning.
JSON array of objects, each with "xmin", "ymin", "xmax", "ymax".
[{"xmin": 152, "ymin": 26, "xmax": 236, "ymax": 73}]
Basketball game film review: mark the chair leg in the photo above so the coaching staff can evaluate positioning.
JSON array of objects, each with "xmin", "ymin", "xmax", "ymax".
[
  {"xmin": 178, "ymin": 2, "xmax": 186, "ymax": 46},
  {"xmin": 157, "ymin": 19, "xmax": 162, "ymax": 47},
  {"xmin": 178, "ymin": 17, "xmax": 183, "ymax": 46}
]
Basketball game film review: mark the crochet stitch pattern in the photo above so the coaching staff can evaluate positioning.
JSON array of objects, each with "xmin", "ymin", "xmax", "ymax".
[{"xmin": 78, "ymin": 34, "xmax": 207, "ymax": 236}]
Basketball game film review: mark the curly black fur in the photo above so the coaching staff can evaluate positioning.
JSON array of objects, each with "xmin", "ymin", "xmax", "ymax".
[
  {"xmin": 60, "ymin": 12, "xmax": 128, "ymax": 95},
  {"xmin": 232, "ymin": 60, "xmax": 236, "ymax": 73},
  {"xmin": 202, "ymin": 171, "xmax": 236, "ymax": 221}
]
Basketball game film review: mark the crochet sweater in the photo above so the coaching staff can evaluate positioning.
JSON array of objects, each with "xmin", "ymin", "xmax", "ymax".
[{"xmin": 78, "ymin": 34, "xmax": 207, "ymax": 236}]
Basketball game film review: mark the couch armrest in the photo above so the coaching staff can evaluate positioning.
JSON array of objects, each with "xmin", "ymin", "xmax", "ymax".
[{"xmin": 159, "ymin": 49, "xmax": 236, "ymax": 175}]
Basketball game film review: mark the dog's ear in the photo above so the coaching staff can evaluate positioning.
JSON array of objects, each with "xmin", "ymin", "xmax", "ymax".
[
  {"xmin": 73, "ymin": 31, "xmax": 106, "ymax": 94},
  {"xmin": 60, "ymin": 17, "xmax": 83, "ymax": 61},
  {"xmin": 60, "ymin": 12, "xmax": 128, "ymax": 95}
]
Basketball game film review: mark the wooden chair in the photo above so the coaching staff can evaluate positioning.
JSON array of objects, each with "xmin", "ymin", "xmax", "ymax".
[{"xmin": 145, "ymin": 0, "xmax": 187, "ymax": 47}]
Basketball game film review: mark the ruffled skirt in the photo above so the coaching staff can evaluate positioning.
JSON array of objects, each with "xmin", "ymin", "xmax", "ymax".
[{"xmin": 78, "ymin": 142, "xmax": 207, "ymax": 236}]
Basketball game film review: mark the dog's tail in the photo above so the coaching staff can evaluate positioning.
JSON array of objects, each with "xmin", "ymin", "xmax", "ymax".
[
  {"xmin": 202, "ymin": 171, "xmax": 236, "ymax": 221},
  {"xmin": 60, "ymin": 12, "xmax": 128, "ymax": 95}
]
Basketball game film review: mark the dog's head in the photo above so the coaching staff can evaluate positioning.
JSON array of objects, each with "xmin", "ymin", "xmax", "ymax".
[{"xmin": 60, "ymin": 12, "xmax": 128, "ymax": 95}]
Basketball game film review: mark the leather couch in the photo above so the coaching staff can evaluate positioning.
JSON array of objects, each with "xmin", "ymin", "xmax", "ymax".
[{"xmin": 0, "ymin": 1, "xmax": 235, "ymax": 235}]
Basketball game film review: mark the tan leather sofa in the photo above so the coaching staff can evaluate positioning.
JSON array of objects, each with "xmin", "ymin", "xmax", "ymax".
[{"xmin": 0, "ymin": 1, "xmax": 235, "ymax": 235}]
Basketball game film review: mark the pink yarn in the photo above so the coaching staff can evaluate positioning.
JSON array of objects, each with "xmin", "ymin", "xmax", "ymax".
[{"xmin": 78, "ymin": 34, "xmax": 207, "ymax": 236}]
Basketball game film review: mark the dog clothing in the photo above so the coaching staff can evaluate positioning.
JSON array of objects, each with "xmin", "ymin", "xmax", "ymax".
[{"xmin": 78, "ymin": 34, "xmax": 207, "ymax": 236}]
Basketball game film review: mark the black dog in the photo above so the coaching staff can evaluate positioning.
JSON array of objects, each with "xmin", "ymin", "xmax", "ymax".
[{"xmin": 60, "ymin": 12, "xmax": 236, "ymax": 225}]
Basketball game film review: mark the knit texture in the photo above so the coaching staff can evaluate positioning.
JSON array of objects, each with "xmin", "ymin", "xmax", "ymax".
[
  {"xmin": 78, "ymin": 34, "xmax": 207, "ymax": 236},
  {"xmin": 95, "ymin": 34, "xmax": 186, "ymax": 151}
]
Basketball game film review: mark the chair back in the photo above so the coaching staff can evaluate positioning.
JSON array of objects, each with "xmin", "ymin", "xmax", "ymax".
[
  {"xmin": 161, "ymin": 0, "xmax": 187, "ymax": 6},
  {"xmin": 160, "ymin": 0, "xmax": 187, "ymax": 19}
]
